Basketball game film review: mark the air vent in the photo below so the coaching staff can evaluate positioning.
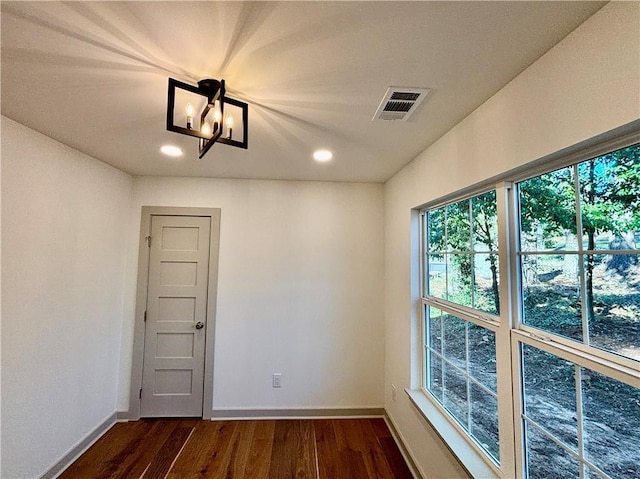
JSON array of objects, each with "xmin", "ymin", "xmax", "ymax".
[{"xmin": 372, "ymin": 86, "xmax": 431, "ymax": 121}]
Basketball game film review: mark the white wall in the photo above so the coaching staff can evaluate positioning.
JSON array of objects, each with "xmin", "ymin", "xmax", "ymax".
[
  {"xmin": 383, "ymin": 3, "xmax": 639, "ymax": 478},
  {"xmin": 118, "ymin": 177, "xmax": 385, "ymax": 412},
  {"xmin": 1, "ymin": 117, "xmax": 133, "ymax": 479}
]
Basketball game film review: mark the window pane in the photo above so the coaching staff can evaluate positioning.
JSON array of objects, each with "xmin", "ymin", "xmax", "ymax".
[
  {"xmin": 428, "ymin": 306, "xmax": 442, "ymax": 352},
  {"xmin": 472, "ymin": 190, "xmax": 498, "ymax": 252},
  {"xmin": 468, "ymin": 323, "xmax": 496, "ymax": 392},
  {"xmin": 585, "ymin": 468, "xmax": 606, "ymax": 479},
  {"xmin": 584, "ymin": 254, "xmax": 640, "ymax": 362},
  {"xmin": 581, "ymin": 368, "xmax": 640, "ymax": 479},
  {"xmin": 447, "ymin": 254, "xmax": 473, "ymax": 307},
  {"xmin": 525, "ymin": 423, "xmax": 580, "ymax": 479},
  {"xmin": 428, "ymin": 351, "xmax": 444, "ymax": 402},
  {"xmin": 442, "ymin": 313, "xmax": 466, "ymax": 366},
  {"xmin": 521, "ymin": 254, "xmax": 582, "ymax": 342},
  {"xmin": 427, "ymin": 254, "xmax": 446, "ymax": 299},
  {"xmin": 519, "ymin": 166, "xmax": 577, "ymax": 252},
  {"xmin": 474, "ymin": 253, "xmax": 500, "ymax": 314},
  {"xmin": 470, "ymin": 383, "xmax": 499, "ymax": 462},
  {"xmin": 443, "ymin": 362, "xmax": 468, "ymax": 426},
  {"xmin": 578, "ymin": 147, "xmax": 640, "ymax": 252},
  {"xmin": 446, "ymin": 199, "xmax": 471, "ymax": 252},
  {"xmin": 425, "ymin": 306, "xmax": 500, "ymax": 464},
  {"xmin": 522, "ymin": 344, "xmax": 578, "ymax": 449},
  {"xmin": 428, "ymin": 207, "xmax": 446, "ymax": 252}
]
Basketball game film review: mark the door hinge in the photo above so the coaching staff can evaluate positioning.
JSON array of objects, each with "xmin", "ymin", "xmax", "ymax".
[
  {"xmin": 139, "ymin": 388, "xmax": 143, "ymax": 399},
  {"xmin": 146, "ymin": 235, "xmax": 152, "ymax": 247},
  {"xmin": 144, "ymin": 310, "xmax": 147, "ymax": 322}
]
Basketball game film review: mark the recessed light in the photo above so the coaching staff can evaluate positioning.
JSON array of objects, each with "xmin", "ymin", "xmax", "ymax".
[
  {"xmin": 160, "ymin": 145, "xmax": 183, "ymax": 157},
  {"xmin": 313, "ymin": 149, "xmax": 333, "ymax": 162}
]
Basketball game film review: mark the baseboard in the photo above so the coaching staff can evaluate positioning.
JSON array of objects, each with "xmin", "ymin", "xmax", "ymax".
[
  {"xmin": 384, "ymin": 411, "xmax": 424, "ymax": 479},
  {"xmin": 210, "ymin": 406, "xmax": 385, "ymax": 420},
  {"xmin": 116, "ymin": 410, "xmax": 130, "ymax": 421},
  {"xmin": 39, "ymin": 412, "xmax": 117, "ymax": 479}
]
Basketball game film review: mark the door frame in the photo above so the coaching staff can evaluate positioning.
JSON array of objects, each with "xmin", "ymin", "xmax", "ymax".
[{"xmin": 128, "ymin": 206, "xmax": 221, "ymax": 420}]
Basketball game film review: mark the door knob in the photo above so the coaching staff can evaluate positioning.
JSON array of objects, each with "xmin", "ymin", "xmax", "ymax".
[{"xmin": 195, "ymin": 322, "xmax": 204, "ymax": 329}]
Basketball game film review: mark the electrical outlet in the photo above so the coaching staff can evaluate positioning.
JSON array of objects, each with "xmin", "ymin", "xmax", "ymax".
[
  {"xmin": 272, "ymin": 373, "xmax": 282, "ymax": 388},
  {"xmin": 391, "ymin": 384, "xmax": 397, "ymax": 402}
]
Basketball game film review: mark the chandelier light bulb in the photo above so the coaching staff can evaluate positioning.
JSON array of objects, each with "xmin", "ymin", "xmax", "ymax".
[
  {"xmin": 186, "ymin": 103, "xmax": 194, "ymax": 129},
  {"xmin": 201, "ymin": 122, "xmax": 212, "ymax": 136},
  {"xmin": 213, "ymin": 106, "xmax": 222, "ymax": 131},
  {"xmin": 226, "ymin": 115, "xmax": 234, "ymax": 139}
]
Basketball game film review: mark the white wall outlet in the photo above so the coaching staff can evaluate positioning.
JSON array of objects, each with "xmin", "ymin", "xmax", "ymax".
[
  {"xmin": 272, "ymin": 373, "xmax": 282, "ymax": 388},
  {"xmin": 391, "ymin": 383, "xmax": 397, "ymax": 402}
]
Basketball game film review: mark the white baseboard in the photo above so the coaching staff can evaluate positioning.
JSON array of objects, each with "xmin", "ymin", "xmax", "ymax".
[
  {"xmin": 39, "ymin": 412, "xmax": 117, "ymax": 479},
  {"xmin": 116, "ymin": 410, "xmax": 130, "ymax": 421},
  {"xmin": 210, "ymin": 406, "xmax": 385, "ymax": 420}
]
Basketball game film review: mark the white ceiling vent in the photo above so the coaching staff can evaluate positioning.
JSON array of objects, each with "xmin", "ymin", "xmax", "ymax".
[{"xmin": 372, "ymin": 86, "xmax": 431, "ymax": 121}]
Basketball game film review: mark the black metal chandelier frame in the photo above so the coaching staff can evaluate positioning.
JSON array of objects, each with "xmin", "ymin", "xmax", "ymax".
[{"xmin": 166, "ymin": 77, "xmax": 248, "ymax": 158}]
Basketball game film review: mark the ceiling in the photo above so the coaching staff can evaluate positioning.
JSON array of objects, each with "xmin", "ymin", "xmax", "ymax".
[{"xmin": 1, "ymin": 1, "xmax": 606, "ymax": 183}]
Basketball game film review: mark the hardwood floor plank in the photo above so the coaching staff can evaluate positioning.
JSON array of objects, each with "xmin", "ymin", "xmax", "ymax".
[
  {"xmin": 166, "ymin": 421, "xmax": 236, "ymax": 478},
  {"xmin": 341, "ymin": 450, "xmax": 370, "ymax": 478},
  {"xmin": 268, "ymin": 420, "xmax": 316, "ymax": 479},
  {"xmin": 243, "ymin": 420, "xmax": 275, "ymax": 479},
  {"xmin": 379, "ymin": 436, "xmax": 414, "ymax": 479},
  {"xmin": 198, "ymin": 421, "xmax": 242, "ymax": 477},
  {"xmin": 143, "ymin": 425, "xmax": 194, "ymax": 479},
  {"xmin": 369, "ymin": 417, "xmax": 392, "ymax": 439},
  {"xmin": 333, "ymin": 419, "xmax": 395, "ymax": 479},
  {"xmin": 60, "ymin": 420, "xmax": 162, "ymax": 479},
  {"xmin": 315, "ymin": 420, "xmax": 349, "ymax": 479},
  {"xmin": 333, "ymin": 418, "xmax": 364, "ymax": 452},
  {"xmin": 226, "ymin": 420, "xmax": 256, "ymax": 478},
  {"xmin": 116, "ymin": 420, "xmax": 186, "ymax": 478},
  {"xmin": 359, "ymin": 418, "xmax": 396, "ymax": 479}
]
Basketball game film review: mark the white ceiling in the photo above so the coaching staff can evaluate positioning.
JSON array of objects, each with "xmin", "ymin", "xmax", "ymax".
[{"xmin": 1, "ymin": 1, "xmax": 605, "ymax": 183}]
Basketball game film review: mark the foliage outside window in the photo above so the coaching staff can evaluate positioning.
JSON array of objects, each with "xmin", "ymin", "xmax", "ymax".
[
  {"xmin": 426, "ymin": 190, "xmax": 500, "ymax": 314},
  {"xmin": 421, "ymin": 143, "xmax": 640, "ymax": 478},
  {"xmin": 518, "ymin": 146, "xmax": 640, "ymax": 361}
]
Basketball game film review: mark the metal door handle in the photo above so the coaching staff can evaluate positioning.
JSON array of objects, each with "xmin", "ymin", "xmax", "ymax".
[{"xmin": 195, "ymin": 322, "xmax": 204, "ymax": 329}]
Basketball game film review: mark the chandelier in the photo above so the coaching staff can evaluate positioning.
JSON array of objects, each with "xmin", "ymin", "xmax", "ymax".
[{"xmin": 166, "ymin": 78, "xmax": 248, "ymax": 158}]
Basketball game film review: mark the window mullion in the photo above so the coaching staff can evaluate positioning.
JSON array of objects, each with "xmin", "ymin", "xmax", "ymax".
[
  {"xmin": 465, "ymin": 321, "xmax": 472, "ymax": 433},
  {"xmin": 573, "ymin": 164, "xmax": 591, "ymax": 347},
  {"xmin": 575, "ymin": 366, "xmax": 586, "ymax": 479},
  {"xmin": 496, "ymin": 182, "xmax": 518, "ymax": 478}
]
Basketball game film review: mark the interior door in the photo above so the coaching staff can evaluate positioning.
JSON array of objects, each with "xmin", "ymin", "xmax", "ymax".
[{"xmin": 140, "ymin": 215, "xmax": 211, "ymax": 417}]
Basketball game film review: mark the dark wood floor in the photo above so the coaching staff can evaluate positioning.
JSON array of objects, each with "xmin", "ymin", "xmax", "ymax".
[{"xmin": 59, "ymin": 418, "xmax": 414, "ymax": 479}]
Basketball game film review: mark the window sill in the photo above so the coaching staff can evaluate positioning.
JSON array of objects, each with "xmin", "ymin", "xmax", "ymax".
[{"xmin": 406, "ymin": 388, "xmax": 500, "ymax": 479}]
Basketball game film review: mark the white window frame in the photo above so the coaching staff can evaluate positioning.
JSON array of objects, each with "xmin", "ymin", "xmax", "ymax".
[{"xmin": 416, "ymin": 126, "xmax": 640, "ymax": 479}]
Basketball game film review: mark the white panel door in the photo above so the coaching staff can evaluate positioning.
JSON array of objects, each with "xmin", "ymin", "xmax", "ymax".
[{"xmin": 140, "ymin": 215, "xmax": 211, "ymax": 417}]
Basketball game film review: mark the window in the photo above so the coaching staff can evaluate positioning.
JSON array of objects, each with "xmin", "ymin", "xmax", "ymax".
[
  {"xmin": 420, "ymin": 142, "xmax": 640, "ymax": 478},
  {"xmin": 423, "ymin": 191, "xmax": 502, "ymax": 466}
]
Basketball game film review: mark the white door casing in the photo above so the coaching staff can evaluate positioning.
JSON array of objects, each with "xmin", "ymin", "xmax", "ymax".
[{"xmin": 129, "ymin": 207, "xmax": 220, "ymax": 420}]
